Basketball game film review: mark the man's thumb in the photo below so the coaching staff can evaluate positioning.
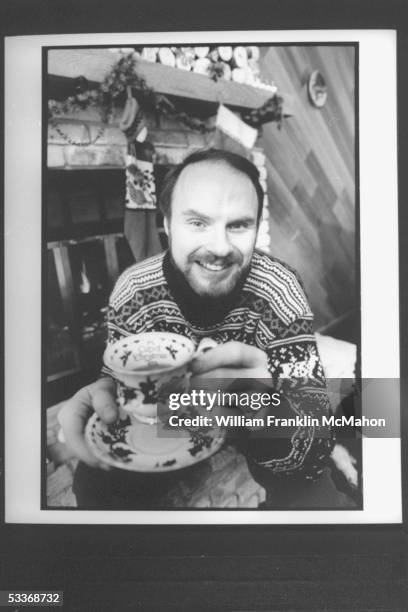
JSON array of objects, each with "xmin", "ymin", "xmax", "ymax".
[{"xmin": 93, "ymin": 388, "xmax": 118, "ymax": 424}]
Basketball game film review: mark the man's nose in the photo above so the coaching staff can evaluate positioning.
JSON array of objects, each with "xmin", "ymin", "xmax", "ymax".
[{"xmin": 207, "ymin": 227, "xmax": 232, "ymax": 257}]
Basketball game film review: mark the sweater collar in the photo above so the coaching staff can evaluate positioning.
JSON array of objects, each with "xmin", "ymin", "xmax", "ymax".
[{"xmin": 162, "ymin": 250, "xmax": 246, "ymax": 328}]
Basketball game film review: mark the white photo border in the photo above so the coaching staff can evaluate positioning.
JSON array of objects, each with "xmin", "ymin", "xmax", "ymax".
[{"xmin": 4, "ymin": 30, "xmax": 400, "ymax": 524}]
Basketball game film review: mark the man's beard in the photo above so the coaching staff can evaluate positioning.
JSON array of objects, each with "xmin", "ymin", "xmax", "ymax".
[{"xmin": 170, "ymin": 250, "xmax": 251, "ymax": 300}]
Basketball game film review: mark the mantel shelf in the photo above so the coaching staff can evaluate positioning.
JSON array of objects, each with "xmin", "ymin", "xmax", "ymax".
[{"xmin": 48, "ymin": 49, "xmax": 293, "ymax": 115}]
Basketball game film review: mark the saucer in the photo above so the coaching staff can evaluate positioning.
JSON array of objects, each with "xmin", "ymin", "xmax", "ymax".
[{"xmin": 85, "ymin": 413, "xmax": 226, "ymax": 472}]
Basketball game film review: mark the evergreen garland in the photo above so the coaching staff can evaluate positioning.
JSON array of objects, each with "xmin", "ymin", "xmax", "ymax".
[
  {"xmin": 48, "ymin": 52, "xmax": 283, "ymax": 138},
  {"xmin": 48, "ymin": 53, "xmax": 215, "ymax": 134}
]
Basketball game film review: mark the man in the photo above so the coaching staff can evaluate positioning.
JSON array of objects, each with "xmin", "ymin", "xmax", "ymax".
[{"xmin": 59, "ymin": 148, "xmax": 347, "ymax": 509}]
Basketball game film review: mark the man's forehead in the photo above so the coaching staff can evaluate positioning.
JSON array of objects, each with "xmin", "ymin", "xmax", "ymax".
[
  {"xmin": 178, "ymin": 159, "xmax": 247, "ymax": 183},
  {"xmin": 173, "ymin": 160, "xmax": 256, "ymax": 202}
]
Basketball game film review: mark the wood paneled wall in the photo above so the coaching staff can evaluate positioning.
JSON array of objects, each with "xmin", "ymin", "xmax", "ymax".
[{"xmin": 259, "ymin": 46, "xmax": 355, "ymax": 329}]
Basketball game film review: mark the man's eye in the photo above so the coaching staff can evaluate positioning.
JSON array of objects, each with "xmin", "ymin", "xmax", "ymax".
[
  {"xmin": 229, "ymin": 222, "xmax": 249, "ymax": 230},
  {"xmin": 188, "ymin": 220, "xmax": 205, "ymax": 228}
]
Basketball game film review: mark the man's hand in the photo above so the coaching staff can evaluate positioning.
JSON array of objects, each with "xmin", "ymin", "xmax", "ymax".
[
  {"xmin": 57, "ymin": 377, "xmax": 118, "ymax": 469},
  {"xmin": 190, "ymin": 341, "xmax": 271, "ymax": 423},
  {"xmin": 190, "ymin": 341, "xmax": 270, "ymax": 386}
]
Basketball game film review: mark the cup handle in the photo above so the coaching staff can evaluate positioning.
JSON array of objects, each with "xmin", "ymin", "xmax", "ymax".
[{"xmin": 195, "ymin": 337, "xmax": 218, "ymax": 356}]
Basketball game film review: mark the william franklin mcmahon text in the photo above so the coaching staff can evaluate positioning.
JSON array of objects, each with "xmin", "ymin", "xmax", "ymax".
[{"xmin": 167, "ymin": 414, "xmax": 386, "ymax": 428}]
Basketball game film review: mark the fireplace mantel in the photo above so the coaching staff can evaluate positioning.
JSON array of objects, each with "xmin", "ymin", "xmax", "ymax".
[{"xmin": 48, "ymin": 49, "xmax": 293, "ymax": 115}]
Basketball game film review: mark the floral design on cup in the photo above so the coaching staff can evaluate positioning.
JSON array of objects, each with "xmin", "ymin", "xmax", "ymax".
[{"xmin": 104, "ymin": 332, "xmax": 217, "ymax": 424}]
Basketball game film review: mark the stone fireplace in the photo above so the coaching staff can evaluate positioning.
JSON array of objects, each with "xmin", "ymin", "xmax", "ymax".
[{"xmin": 46, "ymin": 63, "xmax": 273, "ymax": 402}]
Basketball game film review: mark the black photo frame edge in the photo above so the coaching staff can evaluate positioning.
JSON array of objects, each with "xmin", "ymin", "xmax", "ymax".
[
  {"xmin": 1, "ymin": 0, "xmax": 408, "ymax": 607},
  {"xmin": 39, "ymin": 39, "xmax": 363, "ymax": 516}
]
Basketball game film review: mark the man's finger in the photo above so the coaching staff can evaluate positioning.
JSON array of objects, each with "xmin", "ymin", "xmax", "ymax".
[
  {"xmin": 191, "ymin": 342, "xmax": 267, "ymax": 374},
  {"xmin": 192, "ymin": 367, "xmax": 254, "ymax": 381},
  {"xmin": 93, "ymin": 386, "xmax": 118, "ymax": 424},
  {"xmin": 58, "ymin": 395, "xmax": 108, "ymax": 469},
  {"xmin": 190, "ymin": 371, "xmax": 275, "ymax": 416},
  {"xmin": 58, "ymin": 378, "xmax": 116, "ymax": 469}
]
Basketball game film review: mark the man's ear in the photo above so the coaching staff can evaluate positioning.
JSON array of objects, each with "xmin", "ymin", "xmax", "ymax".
[{"xmin": 163, "ymin": 215, "xmax": 169, "ymax": 236}]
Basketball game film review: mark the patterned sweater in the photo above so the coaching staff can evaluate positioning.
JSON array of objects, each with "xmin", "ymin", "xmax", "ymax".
[{"xmin": 107, "ymin": 250, "xmax": 334, "ymax": 481}]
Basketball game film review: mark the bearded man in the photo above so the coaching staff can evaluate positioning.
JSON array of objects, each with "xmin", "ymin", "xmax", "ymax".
[{"xmin": 59, "ymin": 148, "xmax": 352, "ymax": 509}]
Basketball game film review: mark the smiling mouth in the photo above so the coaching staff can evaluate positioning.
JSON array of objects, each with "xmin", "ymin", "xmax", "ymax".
[{"xmin": 197, "ymin": 261, "xmax": 233, "ymax": 272}]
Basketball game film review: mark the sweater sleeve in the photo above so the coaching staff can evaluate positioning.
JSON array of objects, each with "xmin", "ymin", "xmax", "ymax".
[
  {"xmin": 100, "ymin": 264, "xmax": 146, "ymax": 377},
  {"xmin": 245, "ymin": 267, "xmax": 335, "ymax": 482}
]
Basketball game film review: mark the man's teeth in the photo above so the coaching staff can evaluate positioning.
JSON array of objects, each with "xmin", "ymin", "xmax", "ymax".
[{"xmin": 199, "ymin": 262, "xmax": 227, "ymax": 271}]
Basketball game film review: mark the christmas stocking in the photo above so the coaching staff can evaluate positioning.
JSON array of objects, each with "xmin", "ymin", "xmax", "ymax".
[{"xmin": 124, "ymin": 141, "xmax": 162, "ymax": 262}]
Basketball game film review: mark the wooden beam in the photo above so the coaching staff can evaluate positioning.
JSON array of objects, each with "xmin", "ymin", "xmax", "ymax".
[
  {"xmin": 48, "ymin": 49, "xmax": 293, "ymax": 115},
  {"xmin": 103, "ymin": 234, "xmax": 120, "ymax": 289},
  {"xmin": 52, "ymin": 246, "xmax": 82, "ymax": 370},
  {"xmin": 47, "ymin": 232, "xmax": 123, "ymax": 249}
]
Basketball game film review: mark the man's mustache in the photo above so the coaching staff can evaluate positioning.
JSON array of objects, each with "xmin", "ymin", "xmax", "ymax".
[{"xmin": 189, "ymin": 251, "xmax": 243, "ymax": 266}]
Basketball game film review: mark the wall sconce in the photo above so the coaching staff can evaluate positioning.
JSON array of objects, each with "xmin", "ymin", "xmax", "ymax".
[{"xmin": 308, "ymin": 70, "xmax": 328, "ymax": 108}]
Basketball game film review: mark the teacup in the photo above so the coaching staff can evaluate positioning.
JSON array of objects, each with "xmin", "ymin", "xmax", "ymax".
[{"xmin": 103, "ymin": 332, "xmax": 216, "ymax": 424}]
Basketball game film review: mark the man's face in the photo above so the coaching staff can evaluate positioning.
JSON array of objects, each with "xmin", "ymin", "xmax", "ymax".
[{"xmin": 164, "ymin": 160, "xmax": 259, "ymax": 298}]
